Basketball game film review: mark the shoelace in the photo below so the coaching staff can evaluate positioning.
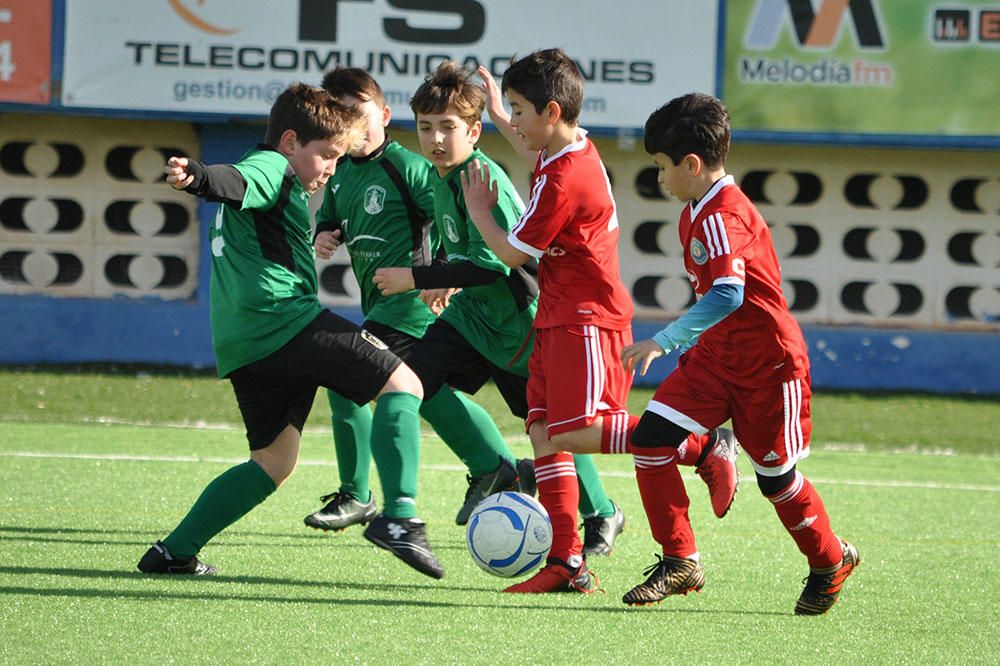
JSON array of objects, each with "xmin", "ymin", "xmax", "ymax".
[
  {"xmin": 801, "ymin": 569, "xmax": 838, "ymax": 594},
  {"xmin": 462, "ymin": 474, "xmax": 479, "ymax": 501},
  {"xmin": 641, "ymin": 554, "xmax": 669, "ymax": 578},
  {"xmin": 318, "ymin": 491, "xmax": 349, "ymax": 506}
]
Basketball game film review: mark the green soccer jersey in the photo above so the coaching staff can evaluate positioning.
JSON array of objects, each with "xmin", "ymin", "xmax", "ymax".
[
  {"xmin": 209, "ymin": 147, "xmax": 324, "ymax": 377},
  {"xmin": 435, "ymin": 149, "xmax": 538, "ymax": 375},
  {"xmin": 316, "ymin": 140, "xmax": 438, "ymax": 338}
]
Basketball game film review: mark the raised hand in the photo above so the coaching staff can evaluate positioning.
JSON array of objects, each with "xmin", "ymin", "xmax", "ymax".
[{"xmin": 164, "ymin": 156, "xmax": 194, "ymax": 190}]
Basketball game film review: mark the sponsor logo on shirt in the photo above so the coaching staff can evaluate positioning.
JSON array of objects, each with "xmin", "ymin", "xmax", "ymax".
[
  {"xmin": 690, "ymin": 238, "xmax": 709, "ymax": 265},
  {"xmin": 363, "ymin": 185, "xmax": 386, "ymax": 215},
  {"xmin": 546, "ymin": 245, "xmax": 567, "ymax": 257}
]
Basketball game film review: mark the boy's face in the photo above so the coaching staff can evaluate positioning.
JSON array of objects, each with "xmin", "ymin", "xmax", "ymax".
[
  {"xmin": 506, "ymin": 89, "xmax": 550, "ymax": 152},
  {"xmin": 416, "ymin": 111, "xmax": 482, "ymax": 176},
  {"xmin": 652, "ymin": 151, "xmax": 696, "ymax": 201},
  {"xmin": 281, "ymin": 131, "xmax": 349, "ymax": 194},
  {"xmin": 338, "ymin": 94, "xmax": 389, "ymax": 158}
]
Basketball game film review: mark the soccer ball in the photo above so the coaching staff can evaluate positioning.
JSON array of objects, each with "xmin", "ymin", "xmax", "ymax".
[{"xmin": 466, "ymin": 491, "xmax": 552, "ymax": 578}]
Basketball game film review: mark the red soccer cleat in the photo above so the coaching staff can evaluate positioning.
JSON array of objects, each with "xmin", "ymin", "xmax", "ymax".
[
  {"xmin": 695, "ymin": 428, "xmax": 740, "ymax": 518},
  {"xmin": 504, "ymin": 557, "xmax": 598, "ymax": 594}
]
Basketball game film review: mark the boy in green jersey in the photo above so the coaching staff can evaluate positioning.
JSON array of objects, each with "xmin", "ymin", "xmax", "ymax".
[
  {"xmin": 137, "ymin": 83, "xmax": 444, "ymax": 579},
  {"xmin": 374, "ymin": 62, "xmax": 627, "ymax": 549},
  {"xmin": 303, "ymin": 67, "xmax": 529, "ymax": 532}
]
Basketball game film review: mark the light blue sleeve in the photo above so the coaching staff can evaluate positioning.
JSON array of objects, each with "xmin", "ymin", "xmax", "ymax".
[{"xmin": 652, "ymin": 282, "xmax": 745, "ymax": 354}]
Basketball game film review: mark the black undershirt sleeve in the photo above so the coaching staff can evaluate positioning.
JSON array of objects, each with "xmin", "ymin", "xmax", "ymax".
[
  {"xmin": 314, "ymin": 218, "xmax": 342, "ymax": 236},
  {"xmin": 183, "ymin": 160, "xmax": 247, "ymax": 207},
  {"xmin": 411, "ymin": 261, "xmax": 504, "ymax": 289}
]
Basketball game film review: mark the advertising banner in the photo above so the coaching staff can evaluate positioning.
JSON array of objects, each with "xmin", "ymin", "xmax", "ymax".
[
  {"xmin": 62, "ymin": 0, "xmax": 718, "ymax": 128},
  {"xmin": 724, "ymin": 0, "xmax": 1000, "ymax": 137},
  {"xmin": 0, "ymin": 0, "xmax": 51, "ymax": 104}
]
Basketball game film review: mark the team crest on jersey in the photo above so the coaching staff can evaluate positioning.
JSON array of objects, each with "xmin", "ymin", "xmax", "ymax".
[
  {"xmin": 361, "ymin": 329, "xmax": 388, "ymax": 350},
  {"xmin": 690, "ymin": 238, "xmax": 709, "ymax": 265},
  {"xmin": 442, "ymin": 214, "xmax": 461, "ymax": 243},
  {"xmin": 363, "ymin": 185, "xmax": 386, "ymax": 215}
]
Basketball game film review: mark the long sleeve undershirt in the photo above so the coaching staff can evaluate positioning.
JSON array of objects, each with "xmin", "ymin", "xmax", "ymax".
[
  {"xmin": 411, "ymin": 261, "xmax": 503, "ymax": 289},
  {"xmin": 652, "ymin": 282, "xmax": 745, "ymax": 354},
  {"xmin": 182, "ymin": 159, "xmax": 247, "ymax": 207}
]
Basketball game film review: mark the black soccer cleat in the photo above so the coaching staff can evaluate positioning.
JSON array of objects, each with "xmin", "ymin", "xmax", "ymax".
[
  {"xmin": 582, "ymin": 499, "xmax": 626, "ymax": 557},
  {"xmin": 304, "ymin": 490, "xmax": 377, "ymax": 531},
  {"xmin": 795, "ymin": 539, "xmax": 860, "ymax": 615},
  {"xmin": 363, "ymin": 514, "xmax": 445, "ymax": 579},
  {"xmin": 137, "ymin": 541, "xmax": 218, "ymax": 576},
  {"xmin": 622, "ymin": 554, "xmax": 704, "ymax": 606},
  {"xmin": 455, "ymin": 457, "xmax": 519, "ymax": 525}
]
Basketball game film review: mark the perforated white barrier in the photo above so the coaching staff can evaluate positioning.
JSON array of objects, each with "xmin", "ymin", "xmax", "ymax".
[{"xmin": 0, "ymin": 114, "xmax": 200, "ymax": 300}]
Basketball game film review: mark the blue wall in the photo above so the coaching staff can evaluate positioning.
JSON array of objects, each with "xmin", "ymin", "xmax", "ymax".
[{"xmin": 2, "ymin": 122, "xmax": 997, "ymax": 393}]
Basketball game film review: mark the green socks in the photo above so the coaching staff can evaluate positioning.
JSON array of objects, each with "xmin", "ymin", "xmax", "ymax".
[
  {"xmin": 162, "ymin": 459, "xmax": 276, "ymax": 557},
  {"xmin": 370, "ymin": 391, "xmax": 422, "ymax": 519},
  {"xmin": 574, "ymin": 453, "xmax": 615, "ymax": 519},
  {"xmin": 326, "ymin": 389, "xmax": 373, "ymax": 502},
  {"xmin": 421, "ymin": 388, "xmax": 514, "ymax": 476}
]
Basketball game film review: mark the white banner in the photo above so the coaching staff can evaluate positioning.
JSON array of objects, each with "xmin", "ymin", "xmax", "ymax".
[{"xmin": 62, "ymin": 0, "xmax": 718, "ymax": 128}]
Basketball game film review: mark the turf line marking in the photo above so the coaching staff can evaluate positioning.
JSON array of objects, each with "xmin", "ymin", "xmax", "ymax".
[{"xmin": 3, "ymin": 450, "xmax": 998, "ymax": 493}]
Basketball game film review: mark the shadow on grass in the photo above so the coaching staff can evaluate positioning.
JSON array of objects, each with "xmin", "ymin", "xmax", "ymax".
[
  {"xmin": 0, "ymin": 565, "xmax": 790, "ymax": 616},
  {"xmin": 0, "ymin": 525, "xmax": 470, "ymax": 551}
]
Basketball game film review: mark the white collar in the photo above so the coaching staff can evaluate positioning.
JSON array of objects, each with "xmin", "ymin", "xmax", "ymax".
[
  {"xmin": 689, "ymin": 174, "xmax": 735, "ymax": 219},
  {"xmin": 539, "ymin": 128, "xmax": 589, "ymax": 169}
]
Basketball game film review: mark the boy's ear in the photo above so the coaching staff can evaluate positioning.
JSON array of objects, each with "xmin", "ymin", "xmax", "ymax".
[
  {"xmin": 380, "ymin": 103, "xmax": 391, "ymax": 128},
  {"xmin": 468, "ymin": 119, "xmax": 483, "ymax": 144},
  {"xmin": 684, "ymin": 153, "xmax": 703, "ymax": 176},
  {"xmin": 277, "ymin": 129, "xmax": 299, "ymax": 157},
  {"xmin": 544, "ymin": 100, "xmax": 562, "ymax": 125}
]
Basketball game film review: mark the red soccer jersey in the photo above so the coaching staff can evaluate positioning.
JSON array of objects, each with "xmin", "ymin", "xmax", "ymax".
[
  {"xmin": 680, "ymin": 175, "xmax": 809, "ymax": 386},
  {"xmin": 508, "ymin": 133, "xmax": 633, "ymax": 330}
]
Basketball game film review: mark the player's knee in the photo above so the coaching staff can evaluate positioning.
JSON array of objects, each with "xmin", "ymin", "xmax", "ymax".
[
  {"xmin": 631, "ymin": 411, "xmax": 690, "ymax": 448},
  {"xmin": 755, "ymin": 467, "xmax": 797, "ymax": 497},
  {"xmin": 548, "ymin": 430, "xmax": 589, "ymax": 454},
  {"xmin": 380, "ymin": 362, "xmax": 424, "ymax": 400}
]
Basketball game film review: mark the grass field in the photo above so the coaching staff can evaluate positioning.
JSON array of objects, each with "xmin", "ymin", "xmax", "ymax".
[{"xmin": 1, "ymin": 368, "xmax": 999, "ymax": 664}]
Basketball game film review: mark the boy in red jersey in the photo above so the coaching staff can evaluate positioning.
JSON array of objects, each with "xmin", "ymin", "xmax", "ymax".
[
  {"xmin": 619, "ymin": 92, "xmax": 859, "ymax": 614},
  {"xmin": 462, "ymin": 50, "xmax": 738, "ymax": 594}
]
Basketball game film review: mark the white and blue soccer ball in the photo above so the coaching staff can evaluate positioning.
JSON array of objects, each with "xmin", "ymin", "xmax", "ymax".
[{"xmin": 466, "ymin": 491, "xmax": 552, "ymax": 578}]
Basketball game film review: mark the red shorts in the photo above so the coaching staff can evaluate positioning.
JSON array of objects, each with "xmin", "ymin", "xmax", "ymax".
[
  {"xmin": 646, "ymin": 353, "xmax": 812, "ymax": 476},
  {"xmin": 526, "ymin": 325, "xmax": 633, "ymax": 437}
]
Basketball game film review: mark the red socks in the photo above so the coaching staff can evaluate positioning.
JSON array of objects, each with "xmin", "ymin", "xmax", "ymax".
[
  {"xmin": 766, "ymin": 471, "xmax": 843, "ymax": 568},
  {"xmin": 633, "ymin": 447, "xmax": 697, "ymax": 558},
  {"xmin": 534, "ymin": 452, "xmax": 581, "ymax": 562},
  {"xmin": 600, "ymin": 412, "xmax": 710, "ymax": 468},
  {"xmin": 600, "ymin": 412, "xmax": 639, "ymax": 454}
]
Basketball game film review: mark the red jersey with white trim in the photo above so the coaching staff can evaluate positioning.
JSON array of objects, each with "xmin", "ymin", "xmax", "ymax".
[
  {"xmin": 680, "ymin": 174, "xmax": 809, "ymax": 386},
  {"xmin": 508, "ymin": 133, "xmax": 633, "ymax": 330}
]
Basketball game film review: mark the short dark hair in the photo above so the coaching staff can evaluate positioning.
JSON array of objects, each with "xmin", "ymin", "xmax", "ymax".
[
  {"xmin": 264, "ymin": 82, "xmax": 366, "ymax": 151},
  {"xmin": 409, "ymin": 61, "xmax": 484, "ymax": 127},
  {"xmin": 501, "ymin": 48, "xmax": 583, "ymax": 125},
  {"xmin": 643, "ymin": 92, "xmax": 731, "ymax": 168},
  {"xmin": 321, "ymin": 66, "xmax": 386, "ymax": 106}
]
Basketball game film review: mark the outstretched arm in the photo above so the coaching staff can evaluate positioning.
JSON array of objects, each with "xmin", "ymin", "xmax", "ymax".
[
  {"xmin": 164, "ymin": 156, "xmax": 246, "ymax": 207},
  {"xmin": 622, "ymin": 282, "xmax": 745, "ymax": 376},
  {"xmin": 478, "ymin": 66, "xmax": 538, "ymax": 168},
  {"xmin": 460, "ymin": 159, "xmax": 532, "ymax": 269}
]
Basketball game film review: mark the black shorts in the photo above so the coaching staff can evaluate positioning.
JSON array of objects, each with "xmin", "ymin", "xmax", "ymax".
[
  {"xmin": 363, "ymin": 320, "xmax": 421, "ymax": 360},
  {"xmin": 228, "ymin": 310, "xmax": 403, "ymax": 450},
  {"xmin": 405, "ymin": 319, "xmax": 529, "ymax": 419}
]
